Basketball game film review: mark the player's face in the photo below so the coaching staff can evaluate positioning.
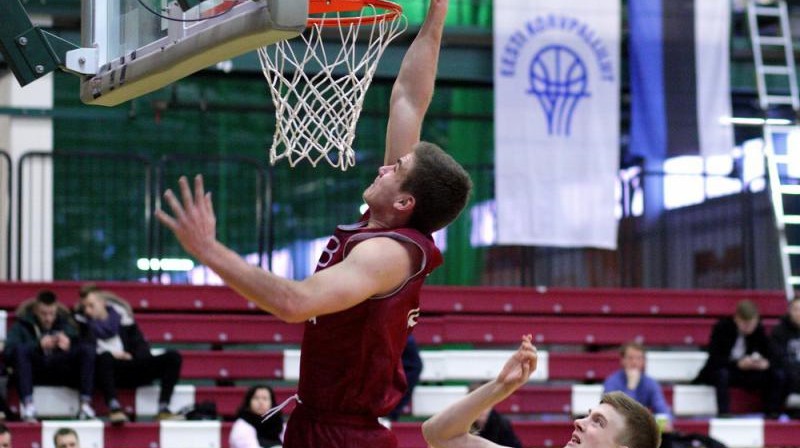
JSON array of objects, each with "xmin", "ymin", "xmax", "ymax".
[
  {"xmin": 55, "ymin": 434, "xmax": 79, "ymax": 448},
  {"xmin": 566, "ymin": 403, "xmax": 626, "ymax": 448},
  {"xmin": 250, "ymin": 388, "xmax": 273, "ymax": 415},
  {"xmin": 81, "ymin": 292, "xmax": 108, "ymax": 320},
  {"xmin": 0, "ymin": 431, "xmax": 11, "ymax": 448},
  {"xmin": 34, "ymin": 302, "xmax": 57, "ymax": 330},
  {"xmin": 735, "ymin": 316, "xmax": 758, "ymax": 335},
  {"xmin": 363, "ymin": 153, "xmax": 415, "ymax": 210},
  {"xmin": 621, "ymin": 347, "xmax": 644, "ymax": 372}
]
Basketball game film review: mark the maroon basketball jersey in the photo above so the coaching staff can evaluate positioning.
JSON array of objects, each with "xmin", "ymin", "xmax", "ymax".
[{"xmin": 296, "ymin": 215, "xmax": 442, "ymax": 417}]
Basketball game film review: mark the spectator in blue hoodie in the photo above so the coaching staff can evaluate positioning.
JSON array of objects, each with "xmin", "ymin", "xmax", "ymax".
[{"xmin": 603, "ymin": 342, "xmax": 672, "ymax": 432}]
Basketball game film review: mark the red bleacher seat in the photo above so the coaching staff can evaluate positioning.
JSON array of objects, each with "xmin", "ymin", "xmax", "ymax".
[
  {"xmin": 421, "ymin": 286, "xmax": 787, "ymax": 317},
  {"xmin": 0, "ymin": 282, "xmax": 788, "ymax": 317},
  {"xmin": 433, "ymin": 315, "xmax": 717, "ymax": 346},
  {"xmin": 137, "ymin": 314, "xmax": 303, "ymax": 344},
  {"xmin": 181, "ymin": 351, "xmax": 284, "ymax": 380},
  {"xmin": 0, "ymin": 281, "xmax": 253, "ymax": 313}
]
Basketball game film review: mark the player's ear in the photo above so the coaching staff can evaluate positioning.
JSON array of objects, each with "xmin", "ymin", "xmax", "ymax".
[{"xmin": 394, "ymin": 194, "xmax": 415, "ymax": 212}]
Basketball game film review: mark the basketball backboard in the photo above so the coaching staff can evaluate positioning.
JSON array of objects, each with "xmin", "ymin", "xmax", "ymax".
[{"xmin": 77, "ymin": 0, "xmax": 307, "ymax": 106}]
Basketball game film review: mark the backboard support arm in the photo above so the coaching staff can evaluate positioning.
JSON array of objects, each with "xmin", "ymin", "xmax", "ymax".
[{"xmin": 0, "ymin": 0, "xmax": 83, "ymax": 86}]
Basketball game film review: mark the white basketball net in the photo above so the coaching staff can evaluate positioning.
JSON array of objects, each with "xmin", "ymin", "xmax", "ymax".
[{"xmin": 258, "ymin": 8, "xmax": 407, "ymax": 171}]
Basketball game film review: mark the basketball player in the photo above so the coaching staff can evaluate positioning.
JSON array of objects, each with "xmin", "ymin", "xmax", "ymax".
[
  {"xmin": 422, "ymin": 336, "xmax": 661, "ymax": 448},
  {"xmin": 155, "ymin": 0, "xmax": 471, "ymax": 447}
]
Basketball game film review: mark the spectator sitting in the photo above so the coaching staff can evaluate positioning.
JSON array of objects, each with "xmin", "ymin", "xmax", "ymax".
[
  {"xmin": 3, "ymin": 290, "xmax": 96, "ymax": 422},
  {"xmin": 603, "ymin": 342, "xmax": 673, "ymax": 432},
  {"xmin": 53, "ymin": 427, "xmax": 80, "ymax": 448},
  {"xmin": 0, "ymin": 422, "xmax": 11, "ymax": 448},
  {"xmin": 229, "ymin": 385, "xmax": 283, "ymax": 448},
  {"xmin": 74, "ymin": 284, "xmax": 182, "ymax": 423},
  {"xmin": 694, "ymin": 299, "xmax": 787, "ymax": 418},
  {"xmin": 468, "ymin": 382, "xmax": 522, "ymax": 448},
  {"xmin": 770, "ymin": 297, "xmax": 800, "ymax": 415}
]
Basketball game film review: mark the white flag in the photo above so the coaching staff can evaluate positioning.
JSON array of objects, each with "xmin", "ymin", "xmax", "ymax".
[{"xmin": 494, "ymin": 0, "xmax": 621, "ymax": 249}]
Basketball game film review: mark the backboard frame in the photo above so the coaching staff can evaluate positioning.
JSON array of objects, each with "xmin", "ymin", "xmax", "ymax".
[{"xmin": 77, "ymin": 0, "xmax": 307, "ymax": 106}]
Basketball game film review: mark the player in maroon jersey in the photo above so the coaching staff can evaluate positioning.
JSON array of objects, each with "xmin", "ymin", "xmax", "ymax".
[
  {"xmin": 422, "ymin": 336, "xmax": 661, "ymax": 448},
  {"xmin": 156, "ymin": 1, "xmax": 471, "ymax": 446}
]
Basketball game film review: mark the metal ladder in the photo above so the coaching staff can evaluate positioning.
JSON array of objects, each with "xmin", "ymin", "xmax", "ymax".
[{"xmin": 747, "ymin": 0, "xmax": 799, "ymax": 298}]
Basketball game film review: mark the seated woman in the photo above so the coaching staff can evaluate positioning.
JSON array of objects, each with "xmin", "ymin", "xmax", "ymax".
[{"xmin": 230, "ymin": 385, "xmax": 284, "ymax": 448}]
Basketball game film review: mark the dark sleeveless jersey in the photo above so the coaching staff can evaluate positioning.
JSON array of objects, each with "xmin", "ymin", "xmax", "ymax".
[{"xmin": 296, "ymin": 214, "xmax": 442, "ymax": 417}]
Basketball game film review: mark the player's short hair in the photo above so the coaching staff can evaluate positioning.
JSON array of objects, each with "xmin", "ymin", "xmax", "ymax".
[
  {"xmin": 54, "ymin": 427, "xmax": 79, "ymax": 446},
  {"xmin": 0, "ymin": 422, "xmax": 9, "ymax": 435},
  {"xmin": 36, "ymin": 290, "xmax": 57, "ymax": 306},
  {"xmin": 600, "ymin": 392, "xmax": 660, "ymax": 448},
  {"xmin": 401, "ymin": 141, "xmax": 472, "ymax": 234},
  {"xmin": 735, "ymin": 299, "xmax": 759, "ymax": 321},
  {"xmin": 79, "ymin": 283, "xmax": 101, "ymax": 299}
]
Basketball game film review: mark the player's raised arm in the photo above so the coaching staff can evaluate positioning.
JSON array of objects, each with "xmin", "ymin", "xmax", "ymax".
[
  {"xmin": 384, "ymin": 0, "xmax": 449, "ymax": 165},
  {"xmin": 422, "ymin": 336, "xmax": 537, "ymax": 448},
  {"xmin": 155, "ymin": 175, "xmax": 414, "ymax": 323}
]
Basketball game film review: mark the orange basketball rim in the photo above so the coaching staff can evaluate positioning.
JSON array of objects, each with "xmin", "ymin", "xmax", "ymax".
[{"xmin": 308, "ymin": 0, "xmax": 403, "ymax": 26}]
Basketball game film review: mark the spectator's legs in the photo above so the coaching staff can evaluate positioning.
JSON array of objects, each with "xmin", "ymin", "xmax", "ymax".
[
  {"xmin": 10, "ymin": 345, "xmax": 37, "ymax": 403},
  {"xmin": 152, "ymin": 350, "xmax": 182, "ymax": 409},
  {"xmin": 711, "ymin": 367, "xmax": 731, "ymax": 415},
  {"xmin": 75, "ymin": 341, "xmax": 96, "ymax": 402},
  {"xmin": 764, "ymin": 367, "xmax": 788, "ymax": 416},
  {"xmin": 728, "ymin": 367, "xmax": 786, "ymax": 417},
  {"xmin": 114, "ymin": 351, "xmax": 182, "ymax": 413},
  {"xmin": 95, "ymin": 352, "xmax": 120, "ymax": 407}
]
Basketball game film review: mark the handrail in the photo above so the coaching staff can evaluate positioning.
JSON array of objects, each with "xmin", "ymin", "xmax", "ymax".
[
  {"xmin": 17, "ymin": 150, "xmax": 151, "ymax": 280},
  {"xmin": 0, "ymin": 150, "xmax": 11, "ymax": 280}
]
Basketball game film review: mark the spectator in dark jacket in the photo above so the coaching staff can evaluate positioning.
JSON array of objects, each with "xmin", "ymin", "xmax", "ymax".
[
  {"xmin": 467, "ymin": 382, "xmax": 522, "ymax": 448},
  {"xmin": 694, "ymin": 299, "xmax": 786, "ymax": 417},
  {"xmin": 3, "ymin": 290, "xmax": 96, "ymax": 422},
  {"xmin": 74, "ymin": 284, "xmax": 182, "ymax": 423},
  {"xmin": 771, "ymin": 297, "xmax": 800, "ymax": 398}
]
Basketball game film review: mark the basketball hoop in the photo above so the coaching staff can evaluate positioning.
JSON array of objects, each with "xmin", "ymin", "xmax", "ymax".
[{"xmin": 257, "ymin": 0, "xmax": 406, "ymax": 170}]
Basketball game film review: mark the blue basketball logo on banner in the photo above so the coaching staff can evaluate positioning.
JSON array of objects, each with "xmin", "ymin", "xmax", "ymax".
[
  {"xmin": 528, "ymin": 45, "xmax": 589, "ymax": 136},
  {"xmin": 498, "ymin": 14, "xmax": 615, "ymax": 139}
]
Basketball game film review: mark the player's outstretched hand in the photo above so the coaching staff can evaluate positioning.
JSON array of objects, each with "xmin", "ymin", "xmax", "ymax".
[
  {"xmin": 495, "ymin": 334, "xmax": 537, "ymax": 393},
  {"xmin": 155, "ymin": 175, "xmax": 217, "ymax": 261}
]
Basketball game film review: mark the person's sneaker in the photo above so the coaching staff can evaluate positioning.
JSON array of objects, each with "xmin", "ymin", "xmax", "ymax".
[
  {"xmin": 109, "ymin": 409, "xmax": 129, "ymax": 424},
  {"xmin": 20, "ymin": 403, "xmax": 37, "ymax": 423},
  {"xmin": 156, "ymin": 411, "xmax": 184, "ymax": 421},
  {"xmin": 77, "ymin": 402, "xmax": 97, "ymax": 420}
]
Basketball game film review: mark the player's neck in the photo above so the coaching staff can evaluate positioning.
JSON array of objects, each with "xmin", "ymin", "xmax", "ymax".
[{"xmin": 366, "ymin": 213, "xmax": 406, "ymax": 230}]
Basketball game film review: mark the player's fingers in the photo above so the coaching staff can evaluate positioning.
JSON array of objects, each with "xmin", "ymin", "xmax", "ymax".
[
  {"xmin": 194, "ymin": 175, "xmax": 205, "ymax": 209},
  {"xmin": 162, "ymin": 189, "xmax": 186, "ymax": 221},
  {"xmin": 154, "ymin": 208, "xmax": 177, "ymax": 231},
  {"xmin": 178, "ymin": 176, "xmax": 194, "ymax": 211},
  {"xmin": 205, "ymin": 192, "xmax": 215, "ymax": 217}
]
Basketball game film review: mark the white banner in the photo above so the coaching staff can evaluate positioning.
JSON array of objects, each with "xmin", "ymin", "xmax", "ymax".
[
  {"xmin": 695, "ymin": 0, "xmax": 733, "ymax": 158},
  {"xmin": 494, "ymin": 0, "xmax": 621, "ymax": 249}
]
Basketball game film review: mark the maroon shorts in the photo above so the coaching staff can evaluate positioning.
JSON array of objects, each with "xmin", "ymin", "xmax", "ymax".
[{"xmin": 282, "ymin": 403, "xmax": 397, "ymax": 448}]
